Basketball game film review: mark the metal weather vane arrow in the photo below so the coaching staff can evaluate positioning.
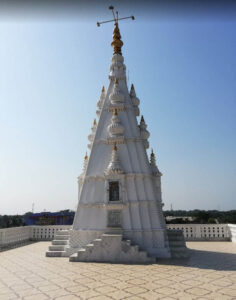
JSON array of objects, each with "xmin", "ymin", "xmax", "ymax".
[{"xmin": 97, "ymin": 5, "xmax": 135, "ymax": 27}]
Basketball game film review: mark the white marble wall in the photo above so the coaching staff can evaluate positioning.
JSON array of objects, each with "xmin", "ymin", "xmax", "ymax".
[{"xmin": 228, "ymin": 224, "xmax": 236, "ymax": 242}]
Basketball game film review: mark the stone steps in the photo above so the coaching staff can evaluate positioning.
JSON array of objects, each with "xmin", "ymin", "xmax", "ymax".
[
  {"xmin": 53, "ymin": 235, "xmax": 69, "ymax": 240},
  {"xmin": 167, "ymin": 229, "xmax": 190, "ymax": 258},
  {"xmin": 56, "ymin": 230, "xmax": 70, "ymax": 235},
  {"xmin": 46, "ymin": 250, "xmax": 67, "ymax": 257},
  {"xmin": 168, "ymin": 240, "xmax": 186, "ymax": 246},
  {"xmin": 49, "ymin": 245, "xmax": 66, "ymax": 251},
  {"xmin": 46, "ymin": 229, "xmax": 70, "ymax": 257},
  {"xmin": 69, "ymin": 233, "xmax": 155, "ymax": 263},
  {"xmin": 52, "ymin": 240, "xmax": 68, "ymax": 245}
]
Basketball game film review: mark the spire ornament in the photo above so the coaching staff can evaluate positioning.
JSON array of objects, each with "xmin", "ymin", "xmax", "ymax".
[
  {"xmin": 111, "ymin": 23, "xmax": 123, "ymax": 55},
  {"xmin": 97, "ymin": 6, "xmax": 135, "ymax": 55}
]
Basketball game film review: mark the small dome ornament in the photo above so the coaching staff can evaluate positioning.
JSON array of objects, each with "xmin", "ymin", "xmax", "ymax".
[
  {"xmin": 108, "ymin": 108, "xmax": 125, "ymax": 137},
  {"xmin": 106, "ymin": 143, "xmax": 124, "ymax": 175},
  {"xmin": 140, "ymin": 115, "xmax": 150, "ymax": 149},
  {"xmin": 109, "ymin": 78, "xmax": 124, "ymax": 104}
]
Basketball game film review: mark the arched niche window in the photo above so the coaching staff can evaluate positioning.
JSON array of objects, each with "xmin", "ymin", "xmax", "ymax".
[{"xmin": 109, "ymin": 181, "xmax": 119, "ymax": 201}]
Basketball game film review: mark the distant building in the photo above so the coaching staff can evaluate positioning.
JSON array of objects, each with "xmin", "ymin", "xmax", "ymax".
[
  {"xmin": 165, "ymin": 216, "xmax": 196, "ymax": 222},
  {"xmin": 25, "ymin": 210, "xmax": 74, "ymax": 226}
]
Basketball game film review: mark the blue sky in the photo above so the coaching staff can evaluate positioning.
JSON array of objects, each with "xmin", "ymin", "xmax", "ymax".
[{"xmin": 0, "ymin": 9, "xmax": 236, "ymax": 214}]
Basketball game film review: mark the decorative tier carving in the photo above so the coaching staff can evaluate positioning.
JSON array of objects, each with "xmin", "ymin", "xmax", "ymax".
[
  {"xmin": 107, "ymin": 109, "xmax": 125, "ymax": 144},
  {"xmin": 105, "ymin": 143, "xmax": 124, "ymax": 175},
  {"xmin": 109, "ymin": 78, "xmax": 124, "ymax": 104}
]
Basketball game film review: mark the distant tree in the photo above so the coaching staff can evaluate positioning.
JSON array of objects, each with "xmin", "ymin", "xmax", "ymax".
[{"xmin": 207, "ymin": 218, "xmax": 216, "ymax": 224}]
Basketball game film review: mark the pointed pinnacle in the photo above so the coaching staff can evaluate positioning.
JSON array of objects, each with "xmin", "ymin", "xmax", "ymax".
[
  {"xmin": 102, "ymin": 86, "xmax": 105, "ymax": 93},
  {"xmin": 113, "ymin": 142, "xmax": 117, "ymax": 151},
  {"xmin": 93, "ymin": 119, "xmax": 97, "ymax": 126},
  {"xmin": 141, "ymin": 115, "xmax": 145, "ymax": 123},
  {"xmin": 111, "ymin": 22, "xmax": 123, "ymax": 55},
  {"xmin": 151, "ymin": 148, "xmax": 155, "ymax": 157},
  {"xmin": 131, "ymin": 83, "xmax": 134, "ymax": 90}
]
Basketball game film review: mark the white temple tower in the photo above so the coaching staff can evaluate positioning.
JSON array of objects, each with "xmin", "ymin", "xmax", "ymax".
[
  {"xmin": 46, "ymin": 16, "xmax": 188, "ymax": 262},
  {"xmin": 69, "ymin": 21, "xmax": 171, "ymax": 261}
]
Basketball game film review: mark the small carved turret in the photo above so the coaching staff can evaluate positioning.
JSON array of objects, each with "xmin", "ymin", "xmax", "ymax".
[
  {"xmin": 150, "ymin": 149, "xmax": 162, "ymax": 176},
  {"xmin": 130, "ymin": 84, "xmax": 140, "ymax": 116},
  {"xmin": 139, "ymin": 115, "xmax": 150, "ymax": 149},
  {"xmin": 97, "ymin": 86, "xmax": 106, "ymax": 116},
  {"xmin": 106, "ymin": 143, "xmax": 124, "ymax": 175},
  {"xmin": 81, "ymin": 152, "xmax": 89, "ymax": 174},
  {"xmin": 108, "ymin": 108, "xmax": 125, "ymax": 138},
  {"xmin": 109, "ymin": 78, "xmax": 124, "ymax": 104},
  {"xmin": 88, "ymin": 118, "xmax": 97, "ymax": 148}
]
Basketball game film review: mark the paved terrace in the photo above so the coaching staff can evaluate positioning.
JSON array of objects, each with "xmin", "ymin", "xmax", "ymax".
[{"xmin": 0, "ymin": 242, "xmax": 236, "ymax": 300}]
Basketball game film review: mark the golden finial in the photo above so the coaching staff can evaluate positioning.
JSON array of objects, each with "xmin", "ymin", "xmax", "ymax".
[
  {"xmin": 111, "ymin": 22, "xmax": 123, "ymax": 55},
  {"xmin": 141, "ymin": 115, "xmax": 145, "ymax": 123},
  {"xmin": 97, "ymin": 7, "xmax": 134, "ymax": 54},
  {"xmin": 84, "ymin": 152, "xmax": 88, "ymax": 160},
  {"xmin": 102, "ymin": 86, "xmax": 105, "ymax": 93},
  {"xmin": 93, "ymin": 119, "xmax": 97, "ymax": 126},
  {"xmin": 113, "ymin": 109, "xmax": 118, "ymax": 116},
  {"xmin": 113, "ymin": 143, "xmax": 117, "ymax": 151}
]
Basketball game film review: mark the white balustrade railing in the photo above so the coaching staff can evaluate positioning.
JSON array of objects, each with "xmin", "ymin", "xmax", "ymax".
[
  {"xmin": 30, "ymin": 225, "xmax": 72, "ymax": 240},
  {"xmin": 167, "ymin": 223, "xmax": 230, "ymax": 241},
  {"xmin": 0, "ymin": 224, "xmax": 235, "ymax": 249},
  {"xmin": 0, "ymin": 226, "xmax": 31, "ymax": 247}
]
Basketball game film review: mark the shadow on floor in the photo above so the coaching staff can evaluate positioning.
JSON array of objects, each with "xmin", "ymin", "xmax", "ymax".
[
  {"xmin": 0, "ymin": 241, "xmax": 37, "ymax": 252},
  {"xmin": 158, "ymin": 248, "xmax": 236, "ymax": 271}
]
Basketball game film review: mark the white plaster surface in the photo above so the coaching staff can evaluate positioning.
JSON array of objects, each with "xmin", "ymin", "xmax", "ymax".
[{"xmin": 70, "ymin": 50, "xmax": 170, "ymax": 259}]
